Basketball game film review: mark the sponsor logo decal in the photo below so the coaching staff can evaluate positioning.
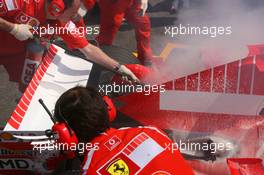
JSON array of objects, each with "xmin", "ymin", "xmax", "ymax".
[
  {"xmin": 21, "ymin": 58, "xmax": 40, "ymax": 85},
  {"xmin": 104, "ymin": 135, "xmax": 121, "ymax": 151},
  {"xmin": 106, "ymin": 159, "xmax": 129, "ymax": 175},
  {"xmin": 15, "ymin": 11, "xmax": 40, "ymax": 26},
  {"xmin": 0, "ymin": 158, "xmax": 33, "ymax": 170}
]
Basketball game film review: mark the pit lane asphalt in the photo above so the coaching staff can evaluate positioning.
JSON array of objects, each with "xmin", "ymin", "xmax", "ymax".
[{"xmin": 0, "ymin": 0, "xmax": 177, "ymax": 128}]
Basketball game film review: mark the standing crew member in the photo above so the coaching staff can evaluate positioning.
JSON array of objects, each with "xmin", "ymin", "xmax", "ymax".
[
  {"xmin": 0, "ymin": 0, "xmax": 139, "ymax": 92},
  {"xmin": 53, "ymin": 86, "xmax": 195, "ymax": 174},
  {"xmin": 81, "ymin": 0, "xmax": 158, "ymax": 66}
]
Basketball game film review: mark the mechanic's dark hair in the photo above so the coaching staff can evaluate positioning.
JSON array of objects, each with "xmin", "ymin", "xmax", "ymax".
[{"xmin": 54, "ymin": 86, "xmax": 110, "ymax": 143}]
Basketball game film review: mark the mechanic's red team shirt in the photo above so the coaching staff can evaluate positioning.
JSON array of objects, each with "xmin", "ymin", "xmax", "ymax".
[
  {"xmin": 82, "ymin": 126, "xmax": 195, "ymax": 175},
  {"xmin": 0, "ymin": 0, "xmax": 88, "ymax": 56}
]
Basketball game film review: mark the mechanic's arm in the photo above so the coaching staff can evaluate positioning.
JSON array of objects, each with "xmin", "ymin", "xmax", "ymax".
[
  {"xmin": 0, "ymin": 17, "xmax": 33, "ymax": 40},
  {"xmin": 80, "ymin": 44, "xmax": 140, "ymax": 82},
  {"xmin": 80, "ymin": 44, "xmax": 118, "ymax": 70},
  {"xmin": 59, "ymin": 21, "xmax": 140, "ymax": 82}
]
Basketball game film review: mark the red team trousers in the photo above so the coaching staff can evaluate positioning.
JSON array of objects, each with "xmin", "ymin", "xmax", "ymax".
[{"xmin": 96, "ymin": 0, "xmax": 153, "ymax": 63}]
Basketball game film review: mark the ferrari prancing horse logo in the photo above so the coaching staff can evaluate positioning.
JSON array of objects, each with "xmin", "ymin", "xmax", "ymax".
[{"xmin": 106, "ymin": 159, "xmax": 129, "ymax": 175}]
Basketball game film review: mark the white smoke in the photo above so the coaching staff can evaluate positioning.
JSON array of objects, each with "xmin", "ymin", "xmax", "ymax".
[{"xmin": 150, "ymin": 0, "xmax": 264, "ymax": 84}]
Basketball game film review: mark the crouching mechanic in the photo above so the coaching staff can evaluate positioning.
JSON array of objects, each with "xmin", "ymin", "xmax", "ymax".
[
  {"xmin": 53, "ymin": 86, "xmax": 195, "ymax": 174},
  {"xmin": 0, "ymin": 0, "xmax": 139, "ymax": 92}
]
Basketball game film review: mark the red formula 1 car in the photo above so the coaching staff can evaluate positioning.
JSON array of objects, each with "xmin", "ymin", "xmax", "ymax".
[{"xmin": 1, "ymin": 43, "xmax": 264, "ymax": 174}]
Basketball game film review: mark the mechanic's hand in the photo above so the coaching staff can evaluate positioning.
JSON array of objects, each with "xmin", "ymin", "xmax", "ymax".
[
  {"xmin": 79, "ymin": 2, "xmax": 88, "ymax": 17},
  {"xmin": 10, "ymin": 24, "xmax": 33, "ymax": 41},
  {"xmin": 117, "ymin": 65, "xmax": 140, "ymax": 83},
  {"xmin": 139, "ymin": 0, "xmax": 148, "ymax": 16}
]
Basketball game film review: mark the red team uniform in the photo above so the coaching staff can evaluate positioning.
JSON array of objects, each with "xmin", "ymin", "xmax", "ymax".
[
  {"xmin": 83, "ymin": 0, "xmax": 153, "ymax": 64},
  {"xmin": 98, "ymin": 0, "xmax": 152, "ymax": 63},
  {"xmin": 81, "ymin": 126, "xmax": 194, "ymax": 175},
  {"xmin": 0, "ymin": 0, "xmax": 88, "ymax": 91}
]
